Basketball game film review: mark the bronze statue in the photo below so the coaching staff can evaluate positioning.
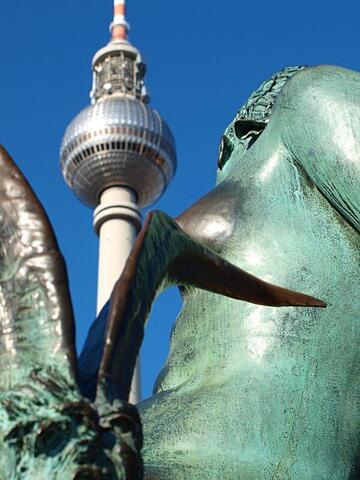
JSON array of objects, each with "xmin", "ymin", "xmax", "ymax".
[
  {"xmin": 139, "ymin": 65, "xmax": 360, "ymax": 479},
  {"xmin": 1, "ymin": 63, "xmax": 359, "ymax": 479},
  {"xmin": 0, "ymin": 141, "xmax": 322, "ymax": 479}
]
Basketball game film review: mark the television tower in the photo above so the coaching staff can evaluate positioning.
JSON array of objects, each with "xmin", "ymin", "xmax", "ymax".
[{"xmin": 60, "ymin": 0, "xmax": 177, "ymax": 403}]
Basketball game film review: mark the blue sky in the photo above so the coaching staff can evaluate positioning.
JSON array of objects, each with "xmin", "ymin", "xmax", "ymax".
[{"xmin": 0, "ymin": 0, "xmax": 359, "ymax": 398}]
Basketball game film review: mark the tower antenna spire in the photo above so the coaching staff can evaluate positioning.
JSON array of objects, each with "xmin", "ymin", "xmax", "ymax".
[{"xmin": 111, "ymin": 0, "xmax": 129, "ymax": 42}]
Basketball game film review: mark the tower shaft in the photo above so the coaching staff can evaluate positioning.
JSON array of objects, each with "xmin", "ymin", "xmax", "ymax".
[
  {"xmin": 94, "ymin": 186, "xmax": 140, "ymax": 313},
  {"xmin": 94, "ymin": 185, "xmax": 142, "ymax": 404}
]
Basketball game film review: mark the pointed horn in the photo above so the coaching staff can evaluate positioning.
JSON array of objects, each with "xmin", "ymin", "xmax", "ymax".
[{"xmin": 170, "ymin": 248, "xmax": 326, "ymax": 307}]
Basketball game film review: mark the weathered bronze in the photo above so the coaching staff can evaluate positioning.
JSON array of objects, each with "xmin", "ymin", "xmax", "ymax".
[
  {"xmin": 0, "ymin": 146, "xmax": 143, "ymax": 480},
  {"xmin": 1, "ymin": 63, "xmax": 357, "ymax": 480},
  {"xmin": 80, "ymin": 210, "xmax": 324, "ymax": 404},
  {"xmin": 0, "ymin": 126, "xmax": 325, "ymax": 478},
  {"xmin": 139, "ymin": 65, "xmax": 360, "ymax": 479}
]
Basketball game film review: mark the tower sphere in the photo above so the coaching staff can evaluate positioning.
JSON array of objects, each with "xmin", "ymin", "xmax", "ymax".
[
  {"xmin": 60, "ymin": 4, "xmax": 177, "ymax": 209},
  {"xmin": 60, "ymin": 97, "xmax": 176, "ymax": 208}
]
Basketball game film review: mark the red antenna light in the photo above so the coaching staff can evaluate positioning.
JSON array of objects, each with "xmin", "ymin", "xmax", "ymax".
[{"xmin": 111, "ymin": 0, "xmax": 129, "ymax": 42}]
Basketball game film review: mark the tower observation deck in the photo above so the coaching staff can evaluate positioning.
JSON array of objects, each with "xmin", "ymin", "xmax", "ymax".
[
  {"xmin": 60, "ymin": 0, "xmax": 177, "ymax": 209},
  {"xmin": 60, "ymin": 0, "xmax": 177, "ymax": 403}
]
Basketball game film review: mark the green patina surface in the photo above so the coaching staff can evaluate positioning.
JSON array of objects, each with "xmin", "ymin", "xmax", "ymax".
[
  {"xmin": 0, "ymin": 147, "xmax": 143, "ymax": 480},
  {"xmin": 0, "ymin": 369, "xmax": 133, "ymax": 480},
  {"xmin": 1, "ymin": 64, "xmax": 360, "ymax": 479},
  {"xmin": 139, "ymin": 65, "xmax": 360, "ymax": 479}
]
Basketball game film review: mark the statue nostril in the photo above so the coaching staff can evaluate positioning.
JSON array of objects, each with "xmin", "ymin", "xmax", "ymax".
[
  {"xmin": 234, "ymin": 119, "xmax": 266, "ymax": 139},
  {"xmin": 233, "ymin": 119, "xmax": 267, "ymax": 154}
]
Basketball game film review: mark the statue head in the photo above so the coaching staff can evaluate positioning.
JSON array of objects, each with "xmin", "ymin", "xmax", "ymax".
[
  {"xmin": 176, "ymin": 66, "xmax": 307, "ymax": 253},
  {"xmin": 217, "ymin": 65, "xmax": 305, "ymax": 171}
]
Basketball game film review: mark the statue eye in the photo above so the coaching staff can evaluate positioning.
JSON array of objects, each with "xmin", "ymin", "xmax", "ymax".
[{"xmin": 218, "ymin": 135, "xmax": 233, "ymax": 170}]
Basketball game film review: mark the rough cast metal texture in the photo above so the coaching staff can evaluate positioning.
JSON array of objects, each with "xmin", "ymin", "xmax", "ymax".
[
  {"xmin": 0, "ymin": 149, "xmax": 323, "ymax": 480},
  {"xmin": 0, "ymin": 147, "xmax": 143, "ymax": 480},
  {"xmin": 0, "ymin": 140, "xmax": 325, "ymax": 478},
  {"xmin": 139, "ymin": 65, "xmax": 360, "ymax": 479},
  {"xmin": 0, "ymin": 143, "xmax": 324, "ymax": 480},
  {"xmin": 60, "ymin": 97, "xmax": 176, "ymax": 208},
  {"xmin": 79, "ymin": 211, "xmax": 324, "ymax": 404}
]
